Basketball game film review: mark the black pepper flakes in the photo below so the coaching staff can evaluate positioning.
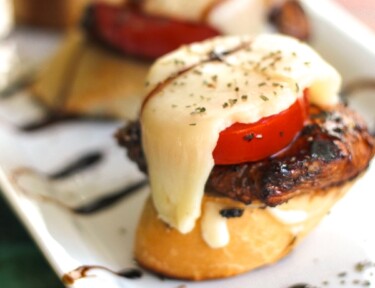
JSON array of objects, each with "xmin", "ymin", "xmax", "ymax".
[
  {"xmin": 286, "ymin": 284, "xmax": 316, "ymax": 288},
  {"xmin": 243, "ymin": 133, "xmax": 255, "ymax": 141},
  {"xmin": 362, "ymin": 280, "xmax": 371, "ymax": 286},
  {"xmin": 228, "ymin": 99, "xmax": 238, "ymax": 106},
  {"xmin": 355, "ymin": 261, "xmax": 374, "ymax": 272},
  {"xmin": 191, "ymin": 107, "xmax": 206, "ymax": 115},
  {"xmin": 193, "ymin": 69, "xmax": 202, "ymax": 75}
]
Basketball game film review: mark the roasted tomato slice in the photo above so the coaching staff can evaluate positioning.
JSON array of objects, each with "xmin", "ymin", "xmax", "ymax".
[
  {"xmin": 213, "ymin": 91, "xmax": 309, "ymax": 165},
  {"xmin": 84, "ymin": 3, "xmax": 220, "ymax": 60}
]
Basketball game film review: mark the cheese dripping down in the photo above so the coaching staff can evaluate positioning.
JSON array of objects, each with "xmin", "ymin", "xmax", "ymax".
[
  {"xmin": 141, "ymin": 34, "xmax": 341, "ymax": 236},
  {"xmin": 201, "ymin": 202, "xmax": 230, "ymax": 248}
]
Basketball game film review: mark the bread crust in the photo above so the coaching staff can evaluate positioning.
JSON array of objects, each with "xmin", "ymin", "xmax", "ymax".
[{"xmin": 135, "ymin": 182, "xmax": 353, "ymax": 280}]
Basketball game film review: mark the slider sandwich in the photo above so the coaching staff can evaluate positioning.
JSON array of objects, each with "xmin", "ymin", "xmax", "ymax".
[
  {"xmin": 116, "ymin": 34, "xmax": 375, "ymax": 280},
  {"xmin": 31, "ymin": 0, "xmax": 306, "ymax": 120}
]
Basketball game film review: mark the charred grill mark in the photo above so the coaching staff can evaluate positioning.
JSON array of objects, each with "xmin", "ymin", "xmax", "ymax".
[
  {"xmin": 140, "ymin": 41, "xmax": 252, "ymax": 112},
  {"xmin": 310, "ymin": 139, "xmax": 342, "ymax": 162},
  {"xmin": 118, "ymin": 104, "xmax": 375, "ymax": 207}
]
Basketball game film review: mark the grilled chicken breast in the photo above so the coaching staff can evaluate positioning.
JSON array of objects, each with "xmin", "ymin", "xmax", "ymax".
[{"xmin": 116, "ymin": 103, "xmax": 375, "ymax": 206}]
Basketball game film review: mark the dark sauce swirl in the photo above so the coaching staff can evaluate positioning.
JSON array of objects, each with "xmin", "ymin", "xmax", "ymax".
[
  {"xmin": 141, "ymin": 40, "xmax": 252, "ymax": 112},
  {"xmin": 62, "ymin": 265, "xmax": 142, "ymax": 285},
  {"xmin": 72, "ymin": 179, "xmax": 147, "ymax": 215},
  {"xmin": 11, "ymin": 151, "xmax": 147, "ymax": 215},
  {"xmin": 20, "ymin": 114, "xmax": 115, "ymax": 133},
  {"xmin": 48, "ymin": 151, "xmax": 103, "ymax": 180}
]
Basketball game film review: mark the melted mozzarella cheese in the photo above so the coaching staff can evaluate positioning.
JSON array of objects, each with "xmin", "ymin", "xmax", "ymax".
[
  {"xmin": 142, "ymin": 0, "xmax": 214, "ymax": 22},
  {"xmin": 143, "ymin": 0, "xmax": 266, "ymax": 35},
  {"xmin": 141, "ymin": 34, "xmax": 341, "ymax": 234},
  {"xmin": 208, "ymin": 0, "xmax": 265, "ymax": 35},
  {"xmin": 201, "ymin": 202, "xmax": 230, "ymax": 248},
  {"xmin": 267, "ymin": 208, "xmax": 308, "ymax": 224},
  {"xmin": 267, "ymin": 208, "xmax": 308, "ymax": 235}
]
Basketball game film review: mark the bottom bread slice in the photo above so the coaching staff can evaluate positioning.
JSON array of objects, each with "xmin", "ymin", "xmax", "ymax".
[{"xmin": 135, "ymin": 182, "xmax": 353, "ymax": 280}]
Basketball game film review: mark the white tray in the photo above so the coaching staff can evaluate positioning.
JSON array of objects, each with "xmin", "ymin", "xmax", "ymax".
[{"xmin": 1, "ymin": 1, "xmax": 375, "ymax": 287}]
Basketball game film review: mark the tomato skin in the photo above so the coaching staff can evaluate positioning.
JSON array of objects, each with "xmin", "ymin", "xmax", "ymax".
[
  {"xmin": 85, "ymin": 3, "xmax": 220, "ymax": 60},
  {"xmin": 213, "ymin": 94, "xmax": 309, "ymax": 165}
]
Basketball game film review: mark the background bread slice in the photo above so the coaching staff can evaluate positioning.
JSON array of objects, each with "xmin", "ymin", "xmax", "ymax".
[{"xmin": 31, "ymin": 31, "xmax": 149, "ymax": 120}]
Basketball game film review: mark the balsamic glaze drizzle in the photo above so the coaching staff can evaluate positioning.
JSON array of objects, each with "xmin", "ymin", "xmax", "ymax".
[
  {"xmin": 11, "ymin": 151, "xmax": 147, "ymax": 215},
  {"xmin": 72, "ymin": 179, "xmax": 148, "ymax": 215},
  {"xmin": 20, "ymin": 114, "xmax": 114, "ymax": 132},
  {"xmin": 48, "ymin": 151, "xmax": 103, "ymax": 180},
  {"xmin": 62, "ymin": 265, "xmax": 142, "ymax": 285},
  {"xmin": 141, "ymin": 41, "xmax": 252, "ymax": 112}
]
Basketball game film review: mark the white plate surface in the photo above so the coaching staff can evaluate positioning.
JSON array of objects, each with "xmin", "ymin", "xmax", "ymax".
[{"xmin": 1, "ymin": 1, "xmax": 375, "ymax": 287}]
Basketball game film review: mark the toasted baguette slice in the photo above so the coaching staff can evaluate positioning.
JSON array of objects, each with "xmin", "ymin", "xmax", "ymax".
[
  {"xmin": 135, "ymin": 182, "xmax": 353, "ymax": 280},
  {"xmin": 32, "ymin": 31, "xmax": 149, "ymax": 120}
]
